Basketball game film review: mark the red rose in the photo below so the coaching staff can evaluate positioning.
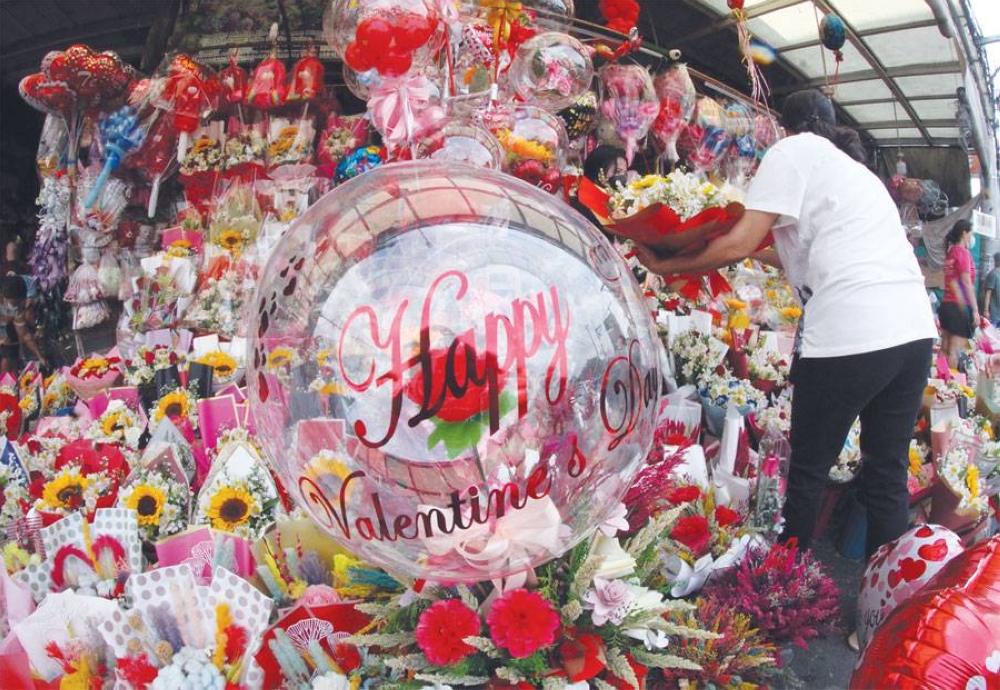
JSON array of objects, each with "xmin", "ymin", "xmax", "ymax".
[
  {"xmin": 416, "ymin": 599, "xmax": 480, "ymax": 666},
  {"xmin": 670, "ymin": 515, "xmax": 711, "ymax": 555},
  {"xmin": 714, "ymin": 505, "xmax": 742, "ymax": 528},
  {"xmin": 560, "ymin": 633, "xmax": 607, "ymax": 682},
  {"xmin": 666, "ymin": 485, "xmax": 701, "ymax": 505},
  {"xmin": 405, "ymin": 334, "xmax": 506, "ymax": 423},
  {"xmin": 486, "ymin": 588, "xmax": 560, "ymax": 659}
]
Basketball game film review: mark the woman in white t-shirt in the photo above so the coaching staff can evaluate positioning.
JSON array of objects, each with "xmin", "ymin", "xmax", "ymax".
[{"xmin": 636, "ymin": 89, "xmax": 937, "ymax": 560}]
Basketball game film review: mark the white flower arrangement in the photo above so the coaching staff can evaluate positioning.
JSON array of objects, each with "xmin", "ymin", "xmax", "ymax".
[
  {"xmin": 747, "ymin": 346, "xmax": 790, "ymax": 383},
  {"xmin": 609, "ymin": 170, "xmax": 743, "ymax": 221},
  {"xmin": 182, "ymin": 270, "xmax": 248, "ymax": 338},
  {"xmin": 672, "ymin": 330, "xmax": 728, "ymax": 387},
  {"xmin": 0, "ymin": 463, "xmax": 30, "ymax": 528},
  {"xmin": 125, "ymin": 345, "xmax": 183, "ymax": 387},
  {"xmin": 754, "ymin": 395, "xmax": 792, "ymax": 435},
  {"xmin": 699, "ymin": 373, "xmax": 767, "ymax": 410},
  {"xmin": 938, "ymin": 445, "xmax": 989, "ymax": 516}
]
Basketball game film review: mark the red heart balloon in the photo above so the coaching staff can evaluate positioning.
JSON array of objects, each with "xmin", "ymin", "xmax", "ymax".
[
  {"xmin": 851, "ymin": 537, "xmax": 1000, "ymax": 689},
  {"xmin": 19, "ymin": 73, "xmax": 77, "ymax": 118},
  {"xmin": 887, "ymin": 568, "xmax": 902, "ymax": 589}
]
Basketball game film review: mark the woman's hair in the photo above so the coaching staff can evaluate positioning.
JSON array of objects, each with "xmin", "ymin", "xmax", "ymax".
[
  {"xmin": 583, "ymin": 145, "xmax": 626, "ymax": 183},
  {"xmin": 780, "ymin": 89, "xmax": 867, "ymax": 163},
  {"xmin": 945, "ymin": 218, "xmax": 973, "ymax": 252}
]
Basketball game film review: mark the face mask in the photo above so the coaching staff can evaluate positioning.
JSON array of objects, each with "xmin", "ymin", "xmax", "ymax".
[{"xmin": 608, "ymin": 174, "xmax": 628, "ymax": 189}]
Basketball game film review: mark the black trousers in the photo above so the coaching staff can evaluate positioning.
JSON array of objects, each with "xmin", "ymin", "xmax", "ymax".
[{"xmin": 781, "ymin": 338, "xmax": 934, "ymax": 558}]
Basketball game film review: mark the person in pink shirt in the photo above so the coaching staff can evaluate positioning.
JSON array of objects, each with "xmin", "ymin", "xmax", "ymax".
[{"xmin": 939, "ymin": 219, "xmax": 980, "ymax": 368}]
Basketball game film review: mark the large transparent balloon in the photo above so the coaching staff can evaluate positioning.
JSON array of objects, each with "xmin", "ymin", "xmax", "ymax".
[{"xmin": 248, "ymin": 161, "xmax": 663, "ymax": 582}]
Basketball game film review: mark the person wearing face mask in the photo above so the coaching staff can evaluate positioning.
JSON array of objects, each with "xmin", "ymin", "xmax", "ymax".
[
  {"xmin": 633, "ymin": 89, "xmax": 937, "ymax": 565},
  {"xmin": 570, "ymin": 145, "xmax": 634, "ymax": 232},
  {"xmin": 0, "ymin": 276, "xmax": 47, "ymax": 374}
]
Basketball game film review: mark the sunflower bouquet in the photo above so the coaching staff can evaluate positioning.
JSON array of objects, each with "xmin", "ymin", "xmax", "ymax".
[
  {"xmin": 117, "ymin": 466, "xmax": 189, "ymax": 542},
  {"xmin": 193, "ymin": 439, "xmax": 280, "ymax": 539},
  {"xmin": 86, "ymin": 400, "xmax": 146, "ymax": 450},
  {"xmin": 194, "ymin": 349, "xmax": 243, "ymax": 389},
  {"xmin": 151, "ymin": 386, "xmax": 199, "ymax": 432},
  {"xmin": 40, "ymin": 371, "xmax": 76, "ymax": 414}
]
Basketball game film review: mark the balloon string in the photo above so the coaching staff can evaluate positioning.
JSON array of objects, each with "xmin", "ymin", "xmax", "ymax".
[
  {"xmin": 813, "ymin": 5, "xmax": 831, "ymax": 91},
  {"xmin": 733, "ymin": 8, "xmax": 769, "ymax": 107}
]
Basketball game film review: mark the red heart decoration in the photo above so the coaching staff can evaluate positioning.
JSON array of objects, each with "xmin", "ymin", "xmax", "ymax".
[
  {"xmin": 888, "ymin": 568, "xmax": 902, "ymax": 589},
  {"xmin": 53, "ymin": 44, "xmax": 131, "ymax": 108},
  {"xmin": 19, "ymin": 73, "xmax": 77, "ymax": 118},
  {"xmin": 870, "ymin": 572, "xmax": 879, "ymax": 588},
  {"xmin": 914, "ymin": 525, "xmax": 934, "ymax": 538},
  {"xmin": 899, "ymin": 557, "xmax": 927, "ymax": 582},
  {"xmin": 918, "ymin": 539, "xmax": 951, "ymax": 562}
]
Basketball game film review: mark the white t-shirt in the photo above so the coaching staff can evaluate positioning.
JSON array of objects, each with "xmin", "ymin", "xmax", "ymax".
[{"xmin": 744, "ymin": 133, "xmax": 937, "ymax": 358}]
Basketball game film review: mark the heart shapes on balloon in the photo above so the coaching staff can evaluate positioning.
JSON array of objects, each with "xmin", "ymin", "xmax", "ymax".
[
  {"xmin": 19, "ymin": 73, "xmax": 77, "ymax": 118},
  {"xmin": 918, "ymin": 539, "xmax": 952, "ymax": 562},
  {"xmin": 44, "ymin": 44, "xmax": 131, "ymax": 109}
]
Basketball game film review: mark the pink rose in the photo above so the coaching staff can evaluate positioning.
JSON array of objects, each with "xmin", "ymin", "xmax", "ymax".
[{"xmin": 583, "ymin": 577, "xmax": 635, "ymax": 626}]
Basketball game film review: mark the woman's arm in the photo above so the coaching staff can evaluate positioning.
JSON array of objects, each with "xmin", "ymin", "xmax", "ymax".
[
  {"xmin": 751, "ymin": 247, "xmax": 782, "ymax": 268},
  {"xmin": 633, "ymin": 210, "xmax": 779, "ymax": 276}
]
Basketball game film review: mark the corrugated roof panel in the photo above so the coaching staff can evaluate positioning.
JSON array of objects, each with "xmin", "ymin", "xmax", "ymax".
[
  {"xmin": 747, "ymin": 2, "xmax": 820, "ymax": 49},
  {"xmin": 861, "ymin": 26, "xmax": 958, "ymax": 68},
  {"xmin": 910, "ymin": 98, "xmax": 960, "ymax": 120},
  {"xmin": 842, "ymin": 100, "xmax": 910, "ymax": 123},
  {"xmin": 777, "ymin": 42, "xmax": 867, "ymax": 79},
  {"xmin": 869, "ymin": 127, "xmax": 923, "ymax": 140},
  {"xmin": 895, "ymin": 72, "xmax": 965, "ymax": 98},
  {"xmin": 832, "ymin": 78, "xmax": 896, "ymax": 101},
  {"xmin": 829, "ymin": 0, "xmax": 933, "ymax": 33}
]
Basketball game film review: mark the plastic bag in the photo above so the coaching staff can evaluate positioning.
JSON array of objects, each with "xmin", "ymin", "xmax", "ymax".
[
  {"xmin": 73, "ymin": 300, "xmax": 110, "ymax": 330},
  {"xmin": 97, "ymin": 251, "xmax": 121, "ymax": 299},
  {"xmin": 64, "ymin": 262, "xmax": 104, "ymax": 303}
]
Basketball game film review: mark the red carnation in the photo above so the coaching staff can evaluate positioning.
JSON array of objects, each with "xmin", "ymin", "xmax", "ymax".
[
  {"xmin": 670, "ymin": 515, "xmax": 711, "ymax": 555},
  {"xmin": 714, "ymin": 505, "xmax": 742, "ymax": 528},
  {"xmin": 416, "ymin": 599, "xmax": 480, "ymax": 666},
  {"xmin": 405, "ymin": 333, "xmax": 506, "ymax": 423},
  {"xmin": 224, "ymin": 624, "xmax": 249, "ymax": 664},
  {"xmin": 666, "ymin": 485, "xmax": 701, "ymax": 505},
  {"xmin": 486, "ymin": 588, "xmax": 560, "ymax": 659}
]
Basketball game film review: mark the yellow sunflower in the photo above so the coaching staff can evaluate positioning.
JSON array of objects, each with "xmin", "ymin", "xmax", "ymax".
[
  {"xmin": 101, "ymin": 409, "xmax": 129, "ymax": 437},
  {"xmin": 197, "ymin": 351, "xmax": 238, "ymax": 379},
  {"xmin": 966, "ymin": 466, "xmax": 980, "ymax": 499},
  {"xmin": 780, "ymin": 306, "xmax": 803, "ymax": 321},
  {"xmin": 215, "ymin": 229, "xmax": 246, "ymax": 256},
  {"xmin": 125, "ymin": 484, "xmax": 166, "ymax": 527},
  {"xmin": 78, "ymin": 358, "xmax": 111, "ymax": 377},
  {"xmin": 206, "ymin": 485, "xmax": 258, "ymax": 531},
  {"xmin": 908, "ymin": 445, "xmax": 923, "ymax": 477},
  {"xmin": 155, "ymin": 391, "xmax": 191, "ymax": 422},
  {"xmin": 42, "ymin": 472, "xmax": 89, "ymax": 511},
  {"xmin": 266, "ymin": 347, "xmax": 296, "ymax": 371}
]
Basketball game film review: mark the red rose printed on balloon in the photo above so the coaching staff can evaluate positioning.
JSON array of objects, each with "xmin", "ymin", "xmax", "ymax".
[
  {"xmin": 486, "ymin": 588, "xmax": 560, "ymax": 659},
  {"xmin": 416, "ymin": 599, "xmax": 480, "ymax": 666},
  {"xmin": 405, "ymin": 331, "xmax": 512, "ymax": 458}
]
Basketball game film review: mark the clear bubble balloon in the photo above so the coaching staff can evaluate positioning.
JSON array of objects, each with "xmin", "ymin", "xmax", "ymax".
[
  {"xmin": 416, "ymin": 123, "xmax": 504, "ymax": 169},
  {"xmin": 341, "ymin": 62, "xmax": 383, "ymax": 101},
  {"xmin": 509, "ymin": 32, "xmax": 594, "ymax": 112},
  {"xmin": 598, "ymin": 64, "xmax": 659, "ymax": 164},
  {"xmin": 650, "ymin": 64, "xmax": 697, "ymax": 162},
  {"xmin": 248, "ymin": 161, "xmax": 663, "ymax": 582},
  {"xmin": 489, "ymin": 105, "xmax": 568, "ymax": 194}
]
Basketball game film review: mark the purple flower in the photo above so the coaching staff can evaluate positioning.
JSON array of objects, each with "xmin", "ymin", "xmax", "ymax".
[{"xmin": 583, "ymin": 576, "xmax": 635, "ymax": 626}]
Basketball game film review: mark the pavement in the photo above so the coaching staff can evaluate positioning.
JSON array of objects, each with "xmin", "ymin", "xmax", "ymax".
[{"xmin": 778, "ymin": 537, "xmax": 865, "ymax": 690}]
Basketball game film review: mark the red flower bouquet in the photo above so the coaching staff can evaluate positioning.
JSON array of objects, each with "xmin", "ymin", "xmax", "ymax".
[{"xmin": 670, "ymin": 514, "xmax": 711, "ymax": 556}]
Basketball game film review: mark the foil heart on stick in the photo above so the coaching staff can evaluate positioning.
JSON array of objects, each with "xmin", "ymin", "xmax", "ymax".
[{"xmin": 19, "ymin": 73, "xmax": 77, "ymax": 118}]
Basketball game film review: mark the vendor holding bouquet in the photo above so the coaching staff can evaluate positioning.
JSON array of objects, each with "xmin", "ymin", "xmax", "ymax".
[{"xmin": 634, "ymin": 89, "xmax": 937, "ymax": 559}]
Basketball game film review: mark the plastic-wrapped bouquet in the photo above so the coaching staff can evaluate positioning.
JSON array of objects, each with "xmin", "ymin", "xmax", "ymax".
[
  {"xmin": 85, "ymin": 400, "xmax": 145, "ymax": 449},
  {"xmin": 124, "ymin": 345, "xmax": 183, "ymax": 387},
  {"xmin": 699, "ymin": 374, "xmax": 766, "ymax": 411},
  {"xmin": 672, "ymin": 330, "xmax": 728, "ymax": 387},
  {"xmin": 610, "ymin": 171, "xmax": 740, "ymax": 221},
  {"xmin": 117, "ymin": 466, "xmax": 189, "ymax": 541},
  {"xmin": 938, "ymin": 442, "xmax": 989, "ymax": 517},
  {"xmin": 65, "ymin": 355, "xmax": 122, "ymax": 401},
  {"xmin": 182, "ymin": 266, "xmax": 250, "ymax": 338},
  {"xmin": 193, "ymin": 438, "xmax": 279, "ymax": 539}
]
